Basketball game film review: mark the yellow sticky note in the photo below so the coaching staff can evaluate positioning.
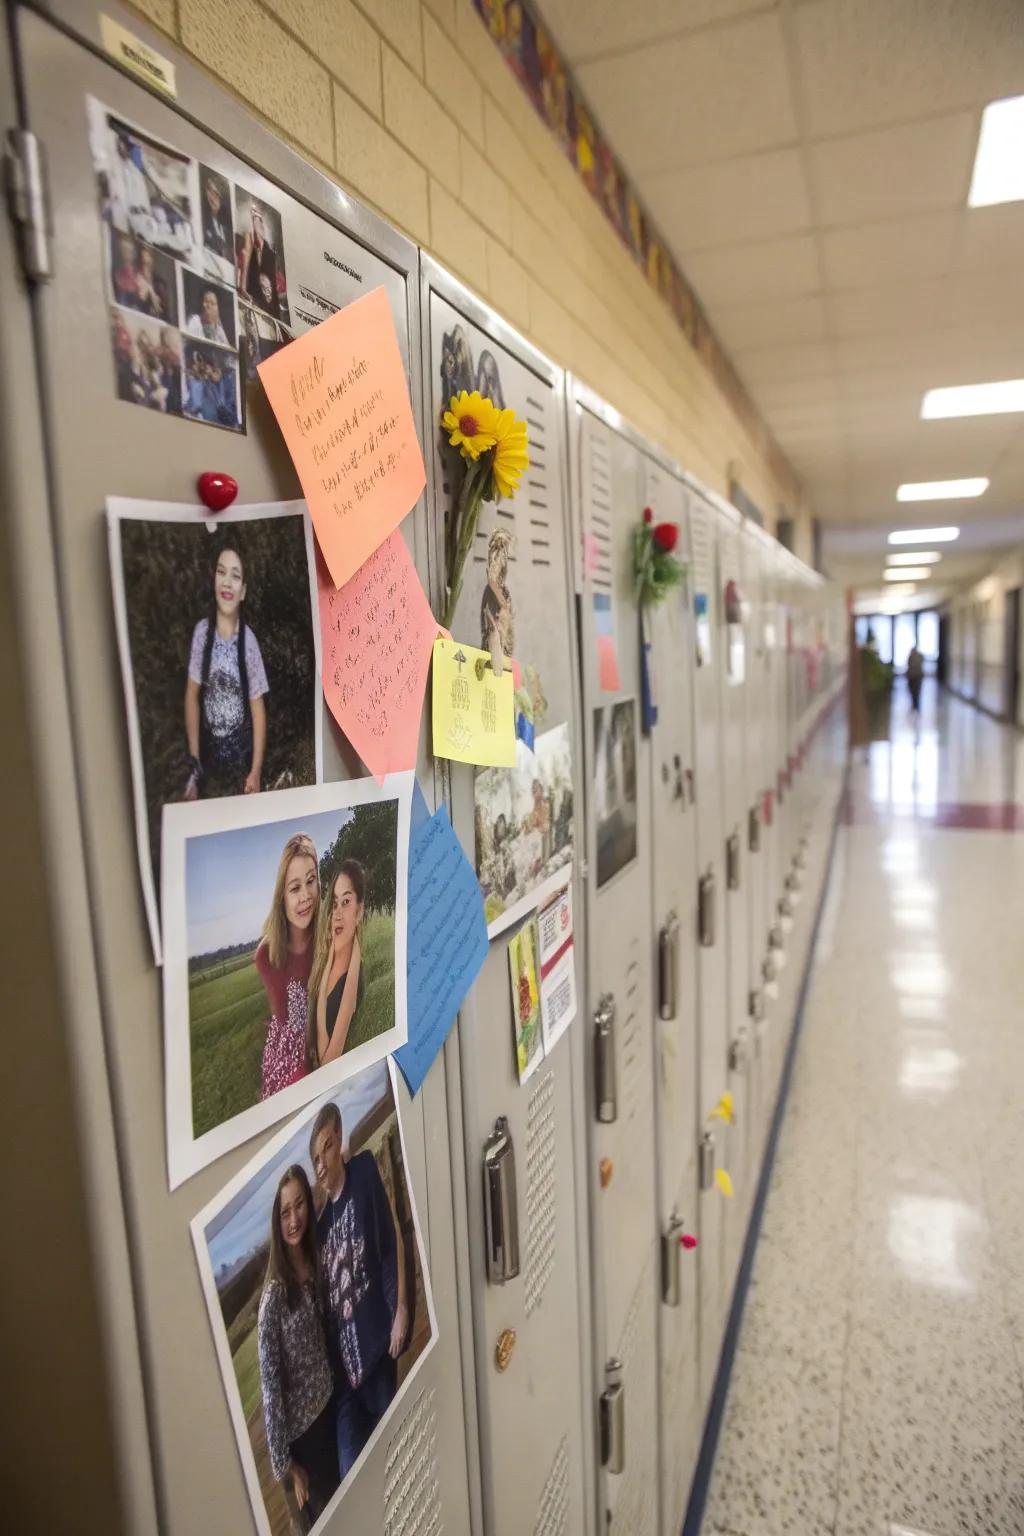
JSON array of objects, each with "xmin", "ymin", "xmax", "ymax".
[
  {"xmin": 715, "ymin": 1169, "xmax": 734, "ymax": 1199},
  {"xmin": 432, "ymin": 637, "xmax": 516, "ymax": 767}
]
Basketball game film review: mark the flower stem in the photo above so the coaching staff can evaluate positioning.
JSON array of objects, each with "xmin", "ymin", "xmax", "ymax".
[{"xmin": 443, "ymin": 457, "xmax": 490, "ymax": 630}]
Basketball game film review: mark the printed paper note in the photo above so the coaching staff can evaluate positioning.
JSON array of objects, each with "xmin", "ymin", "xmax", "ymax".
[
  {"xmin": 508, "ymin": 917, "xmax": 545, "ymax": 1084},
  {"xmin": 258, "ymin": 286, "xmax": 425, "ymax": 588},
  {"xmin": 432, "ymin": 636, "xmax": 516, "ymax": 767},
  {"xmin": 537, "ymin": 882, "xmax": 577, "ymax": 1054},
  {"xmin": 393, "ymin": 799, "xmax": 488, "ymax": 1097},
  {"xmin": 318, "ymin": 533, "xmax": 438, "ymax": 781}
]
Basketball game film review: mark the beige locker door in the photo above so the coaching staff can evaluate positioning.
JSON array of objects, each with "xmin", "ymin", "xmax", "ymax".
[{"xmin": 14, "ymin": 8, "xmax": 472, "ymax": 1533}]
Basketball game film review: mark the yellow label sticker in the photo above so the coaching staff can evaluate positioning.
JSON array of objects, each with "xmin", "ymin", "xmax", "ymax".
[
  {"xmin": 431, "ymin": 637, "xmax": 516, "ymax": 768},
  {"xmin": 100, "ymin": 15, "xmax": 177, "ymax": 97}
]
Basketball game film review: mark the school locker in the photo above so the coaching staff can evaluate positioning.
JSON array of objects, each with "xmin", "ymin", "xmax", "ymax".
[
  {"xmin": 420, "ymin": 263, "xmax": 595, "ymax": 1536},
  {"xmin": 5, "ymin": 6, "xmax": 474, "ymax": 1532}
]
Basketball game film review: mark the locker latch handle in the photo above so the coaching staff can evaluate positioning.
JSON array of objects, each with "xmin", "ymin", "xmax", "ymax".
[
  {"xmin": 699, "ymin": 1130, "xmax": 716, "ymax": 1192},
  {"xmin": 594, "ymin": 993, "xmax": 617, "ymax": 1123},
  {"xmin": 658, "ymin": 912, "xmax": 679, "ymax": 1021},
  {"xmin": 661, "ymin": 1212, "xmax": 684, "ymax": 1306},
  {"xmin": 600, "ymin": 1357, "xmax": 625, "ymax": 1473},
  {"xmin": 698, "ymin": 867, "xmax": 715, "ymax": 948},
  {"xmin": 482, "ymin": 1116, "xmax": 520, "ymax": 1285},
  {"xmin": 726, "ymin": 830, "xmax": 741, "ymax": 892},
  {"xmin": 748, "ymin": 803, "xmax": 761, "ymax": 853}
]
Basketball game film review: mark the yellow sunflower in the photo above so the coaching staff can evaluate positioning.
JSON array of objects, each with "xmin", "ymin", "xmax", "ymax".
[
  {"xmin": 442, "ymin": 390, "xmax": 500, "ymax": 460},
  {"xmin": 490, "ymin": 408, "xmax": 529, "ymax": 499}
]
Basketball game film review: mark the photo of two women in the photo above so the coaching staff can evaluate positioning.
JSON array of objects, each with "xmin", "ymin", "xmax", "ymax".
[{"xmin": 197, "ymin": 1065, "xmax": 435, "ymax": 1535}]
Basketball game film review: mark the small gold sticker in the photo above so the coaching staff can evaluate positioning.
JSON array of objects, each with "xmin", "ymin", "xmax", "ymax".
[
  {"xmin": 495, "ymin": 1328, "xmax": 516, "ymax": 1372},
  {"xmin": 100, "ymin": 15, "xmax": 177, "ymax": 97}
]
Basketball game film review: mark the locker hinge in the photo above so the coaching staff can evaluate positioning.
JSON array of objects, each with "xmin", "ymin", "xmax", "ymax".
[{"xmin": 4, "ymin": 129, "xmax": 53, "ymax": 283}]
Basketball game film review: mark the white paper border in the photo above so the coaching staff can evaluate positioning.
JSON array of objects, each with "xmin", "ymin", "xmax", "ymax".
[
  {"xmin": 107, "ymin": 496, "xmax": 323, "ymax": 965},
  {"xmin": 486, "ymin": 859, "xmax": 573, "ymax": 943},
  {"xmin": 189, "ymin": 1059, "xmax": 438, "ymax": 1535},
  {"xmin": 163, "ymin": 771, "xmax": 412, "ymax": 1188}
]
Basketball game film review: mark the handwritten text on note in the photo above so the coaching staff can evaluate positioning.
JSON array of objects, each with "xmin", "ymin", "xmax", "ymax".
[
  {"xmin": 431, "ymin": 636, "xmax": 516, "ymax": 768},
  {"xmin": 318, "ymin": 533, "xmax": 438, "ymax": 782},
  {"xmin": 393, "ymin": 800, "xmax": 489, "ymax": 1097},
  {"xmin": 258, "ymin": 286, "xmax": 426, "ymax": 589}
]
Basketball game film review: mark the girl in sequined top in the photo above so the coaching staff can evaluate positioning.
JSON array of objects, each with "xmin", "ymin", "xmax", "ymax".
[{"xmin": 257, "ymin": 1164, "xmax": 339, "ymax": 1526}]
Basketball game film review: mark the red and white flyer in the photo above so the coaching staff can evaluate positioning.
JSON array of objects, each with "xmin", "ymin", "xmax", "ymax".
[{"xmin": 537, "ymin": 881, "xmax": 577, "ymax": 1054}]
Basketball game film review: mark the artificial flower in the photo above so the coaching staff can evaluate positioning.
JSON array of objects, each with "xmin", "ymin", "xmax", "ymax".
[
  {"xmin": 653, "ymin": 521, "xmax": 679, "ymax": 553},
  {"xmin": 442, "ymin": 390, "xmax": 499, "ymax": 460},
  {"xmin": 715, "ymin": 1168, "xmax": 734, "ymax": 1198},
  {"xmin": 490, "ymin": 408, "xmax": 530, "ymax": 499},
  {"xmin": 643, "ymin": 506, "xmax": 653, "ymax": 524}
]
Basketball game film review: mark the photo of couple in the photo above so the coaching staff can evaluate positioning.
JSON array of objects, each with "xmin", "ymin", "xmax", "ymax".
[
  {"xmin": 108, "ymin": 500, "xmax": 322, "ymax": 961},
  {"xmin": 162, "ymin": 775, "xmax": 412, "ymax": 1187},
  {"xmin": 193, "ymin": 1064, "xmax": 435, "ymax": 1535}
]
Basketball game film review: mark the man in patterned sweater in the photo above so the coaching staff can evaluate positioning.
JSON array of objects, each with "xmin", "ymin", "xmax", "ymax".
[{"xmin": 310, "ymin": 1101, "xmax": 407, "ymax": 1476}]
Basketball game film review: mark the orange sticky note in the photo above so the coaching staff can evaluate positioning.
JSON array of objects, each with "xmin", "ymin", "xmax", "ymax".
[
  {"xmin": 318, "ymin": 533, "xmax": 438, "ymax": 782},
  {"xmin": 258, "ymin": 286, "xmax": 426, "ymax": 589}
]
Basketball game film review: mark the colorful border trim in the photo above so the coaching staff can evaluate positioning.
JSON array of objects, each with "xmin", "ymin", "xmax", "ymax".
[{"xmin": 473, "ymin": 0, "xmax": 797, "ymax": 499}]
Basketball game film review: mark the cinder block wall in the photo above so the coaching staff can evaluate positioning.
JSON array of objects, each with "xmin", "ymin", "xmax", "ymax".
[{"xmin": 130, "ymin": 0, "xmax": 812, "ymax": 550}]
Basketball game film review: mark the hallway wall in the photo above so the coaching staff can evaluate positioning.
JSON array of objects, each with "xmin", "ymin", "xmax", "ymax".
[
  {"xmin": 124, "ymin": 0, "xmax": 812, "ymax": 554},
  {"xmin": 946, "ymin": 547, "xmax": 1024, "ymax": 726}
]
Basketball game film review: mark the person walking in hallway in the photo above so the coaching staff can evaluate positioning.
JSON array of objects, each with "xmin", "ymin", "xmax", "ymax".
[{"xmin": 906, "ymin": 643, "xmax": 924, "ymax": 713}]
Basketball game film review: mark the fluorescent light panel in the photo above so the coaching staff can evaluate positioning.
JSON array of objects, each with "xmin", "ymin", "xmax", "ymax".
[
  {"xmin": 884, "ymin": 567, "xmax": 931, "ymax": 581},
  {"xmin": 897, "ymin": 478, "xmax": 988, "ymax": 501},
  {"xmin": 889, "ymin": 527, "xmax": 960, "ymax": 544},
  {"xmin": 922, "ymin": 380, "xmax": 1024, "ymax": 418},
  {"xmin": 886, "ymin": 551, "xmax": 942, "ymax": 566},
  {"xmin": 969, "ymin": 96, "xmax": 1024, "ymax": 207}
]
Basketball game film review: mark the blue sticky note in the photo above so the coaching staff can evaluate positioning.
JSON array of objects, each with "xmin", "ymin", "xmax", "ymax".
[{"xmin": 394, "ymin": 804, "xmax": 489, "ymax": 1096}]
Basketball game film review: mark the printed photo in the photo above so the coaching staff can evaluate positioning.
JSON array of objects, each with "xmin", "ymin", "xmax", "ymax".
[
  {"xmin": 508, "ymin": 917, "xmax": 544, "ymax": 1084},
  {"xmin": 475, "ymin": 721, "xmax": 574, "ymax": 937},
  {"xmin": 241, "ymin": 302, "xmax": 292, "ymax": 383},
  {"xmin": 109, "ymin": 305, "xmax": 183, "ymax": 417},
  {"xmin": 108, "ymin": 229, "xmax": 178, "ymax": 324},
  {"xmin": 235, "ymin": 185, "xmax": 291, "ymax": 327},
  {"xmin": 107, "ymin": 499, "xmax": 321, "ymax": 960},
  {"xmin": 99, "ymin": 110, "xmax": 195, "ymax": 258},
  {"xmin": 182, "ymin": 268, "xmax": 239, "ymax": 349},
  {"xmin": 199, "ymin": 164, "xmax": 235, "ymax": 283},
  {"xmin": 192, "ymin": 1062, "xmax": 436, "ymax": 1536},
  {"xmin": 594, "ymin": 698, "xmax": 638, "ymax": 888},
  {"xmin": 183, "ymin": 339, "xmax": 242, "ymax": 430},
  {"xmin": 162, "ymin": 774, "xmax": 413, "ymax": 1187}
]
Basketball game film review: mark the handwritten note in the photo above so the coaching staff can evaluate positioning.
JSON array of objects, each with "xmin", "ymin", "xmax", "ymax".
[
  {"xmin": 318, "ymin": 533, "xmax": 438, "ymax": 781},
  {"xmin": 393, "ymin": 801, "xmax": 489, "ymax": 1097},
  {"xmin": 431, "ymin": 636, "xmax": 516, "ymax": 767},
  {"xmin": 258, "ymin": 286, "xmax": 426, "ymax": 589}
]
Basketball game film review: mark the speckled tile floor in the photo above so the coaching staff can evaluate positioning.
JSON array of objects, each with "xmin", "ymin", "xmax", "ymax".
[{"xmin": 702, "ymin": 681, "xmax": 1024, "ymax": 1536}]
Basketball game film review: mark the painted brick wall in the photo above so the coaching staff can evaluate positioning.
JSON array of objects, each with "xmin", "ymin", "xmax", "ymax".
[{"xmin": 129, "ymin": 0, "xmax": 812, "ymax": 550}]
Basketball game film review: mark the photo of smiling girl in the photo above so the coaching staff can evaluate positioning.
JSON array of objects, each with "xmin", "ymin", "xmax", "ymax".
[
  {"xmin": 184, "ymin": 538, "xmax": 268, "ymax": 800},
  {"xmin": 308, "ymin": 860, "xmax": 367, "ymax": 1070},
  {"xmin": 256, "ymin": 833, "xmax": 320, "ymax": 1100}
]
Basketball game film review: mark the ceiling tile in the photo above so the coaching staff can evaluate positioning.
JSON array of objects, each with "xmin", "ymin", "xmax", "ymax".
[
  {"xmin": 738, "ymin": 341, "xmax": 836, "ymax": 387},
  {"xmin": 953, "ymin": 202, "xmax": 1024, "ymax": 274},
  {"xmin": 821, "ymin": 213, "xmax": 958, "ymax": 289},
  {"xmin": 944, "ymin": 267, "xmax": 1024, "ymax": 328},
  {"xmin": 646, "ymin": 148, "xmax": 812, "ymax": 252},
  {"xmin": 576, "ymin": 13, "xmax": 796, "ymax": 178},
  {"xmin": 810, "ymin": 113, "xmax": 977, "ymax": 226},
  {"xmin": 829, "ymin": 278, "xmax": 948, "ymax": 340},
  {"xmin": 537, "ymin": 0, "xmax": 772, "ymax": 64},
  {"xmin": 794, "ymin": 0, "xmax": 1024, "ymax": 139},
  {"xmin": 682, "ymin": 232, "xmax": 820, "ymax": 306},
  {"xmin": 712, "ymin": 294, "xmax": 827, "ymax": 354}
]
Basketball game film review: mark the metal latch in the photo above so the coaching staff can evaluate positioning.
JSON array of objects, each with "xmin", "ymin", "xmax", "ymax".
[
  {"xmin": 748, "ymin": 803, "xmax": 761, "ymax": 853},
  {"xmin": 600, "ymin": 1358, "xmax": 625, "ymax": 1473},
  {"xmin": 698, "ymin": 867, "xmax": 715, "ymax": 948},
  {"xmin": 726, "ymin": 830, "xmax": 741, "ymax": 892},
  {"xmin": 4, "ymin": 129, "xmax": 52, "ymax": 282},
  {"xmin": 482, "ymin": 1117, "xmax": 520, "ymax": 1285},
  {"xmin": 594, "ymin": 993, "xmax": 617, "ymax": 1123},
  {"xmin": 728, "ymin": 1029, "xmax": 747, "ymax": 1073},
  {"xmin": 749, "ymin": 988, "xmax": 765, "ymax": 1023},
  {"xmin": 662, "ymin": 1212, "xmax": 684, "ymax": 1306},
  {"xmin": 699, "ymin": 1129, "xmax": 716, "ymax": 1191},
  {"xmin": 658, "ymin": 911, "xmax": 679, "ymax": 1021}
]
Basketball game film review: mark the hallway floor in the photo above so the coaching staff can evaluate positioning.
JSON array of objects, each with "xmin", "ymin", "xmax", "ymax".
[{"xmin": 702, "ymin": 680, "xmax": 1024, "ymax": 1536}]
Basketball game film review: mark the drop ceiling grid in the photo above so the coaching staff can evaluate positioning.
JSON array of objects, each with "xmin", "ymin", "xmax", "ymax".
[{"xmin": 532, "ymin": 0, "xmax": 1024, "ymax": 531}]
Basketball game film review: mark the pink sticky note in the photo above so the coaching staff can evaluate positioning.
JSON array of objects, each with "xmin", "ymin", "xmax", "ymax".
[
  {"xmin": 317, "ymin": 532, "xmax": 438, "ymax": 781},
  {"xmin": 597, "ymin": 634, "xmax": 622, "ymax": 692},
  {"xmin": 258, "ymin": 287, "xmax": 426, "ymax": 589}
]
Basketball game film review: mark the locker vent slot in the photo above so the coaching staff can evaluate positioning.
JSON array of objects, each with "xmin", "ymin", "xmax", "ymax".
[
  {"xmin": 533, "ymin": 1433, "xmax": 570, "ymax": 1536},
  {"xmin": 524, "ymin": 1070, "xmax": 557, "ymax": 1316},
  {"xmin": 587, "ymin": 422, "xmax": 614, "ymax": 595},
  {"xmin": 527, "ymin": 399, "xmax": 552, "ymax": 570},
  {"xmin": 610, "ymin": 1246, "xmax": 659, "ymax": 1534},
  {"xmin": 622, "ymin": 956, "xmax": 642, "ymax": 1126},
  {"xmin": 690, "ymin": 498, "xmax": 714, "ymax": 599},
  {"xmin": 382, "ymin": 1388, "xmax": 443, "ymax": 1536}
]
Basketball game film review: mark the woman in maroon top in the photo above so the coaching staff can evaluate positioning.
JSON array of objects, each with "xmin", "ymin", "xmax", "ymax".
[{"xmin": 256, "ymin": 832, "xmax": 320, "ymax": 1100}]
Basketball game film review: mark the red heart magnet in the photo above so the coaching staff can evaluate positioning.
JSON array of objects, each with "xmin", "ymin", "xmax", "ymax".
[{"xmin": 197, "ymin": 472, "xmax": 238, "ymax": 513}]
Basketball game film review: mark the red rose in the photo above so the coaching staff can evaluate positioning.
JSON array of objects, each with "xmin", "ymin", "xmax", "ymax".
[
  {"xmin": 643, "ymin": 506, "xmax": 653, "ymax": 524},
  {"xmin": 653, "ymin": 521, "xmax": 678, "ymax": 553}
]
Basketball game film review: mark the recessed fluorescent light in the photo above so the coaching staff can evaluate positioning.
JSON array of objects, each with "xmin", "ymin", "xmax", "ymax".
[
  {"xmin": 889, "ymin": 526, "xmax": 959, "ymax": 544},
  {"xmin": 886, "ymin": 551, "xmax": 942, "ymax": 566},
  {"xmin": 884, "ymin": 567, "xmax": 931, "ymax": 581},
  {"xmin": 922, "ymin": 380, "xmax": 1024, "ymax": 418},
  {"xmin": 969, "ymin": 95, "xmax": 1024, "ymax": 207},
  {"xmin": 897, "ymin": 478, "xmax": 988, "ymax": 501}
]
